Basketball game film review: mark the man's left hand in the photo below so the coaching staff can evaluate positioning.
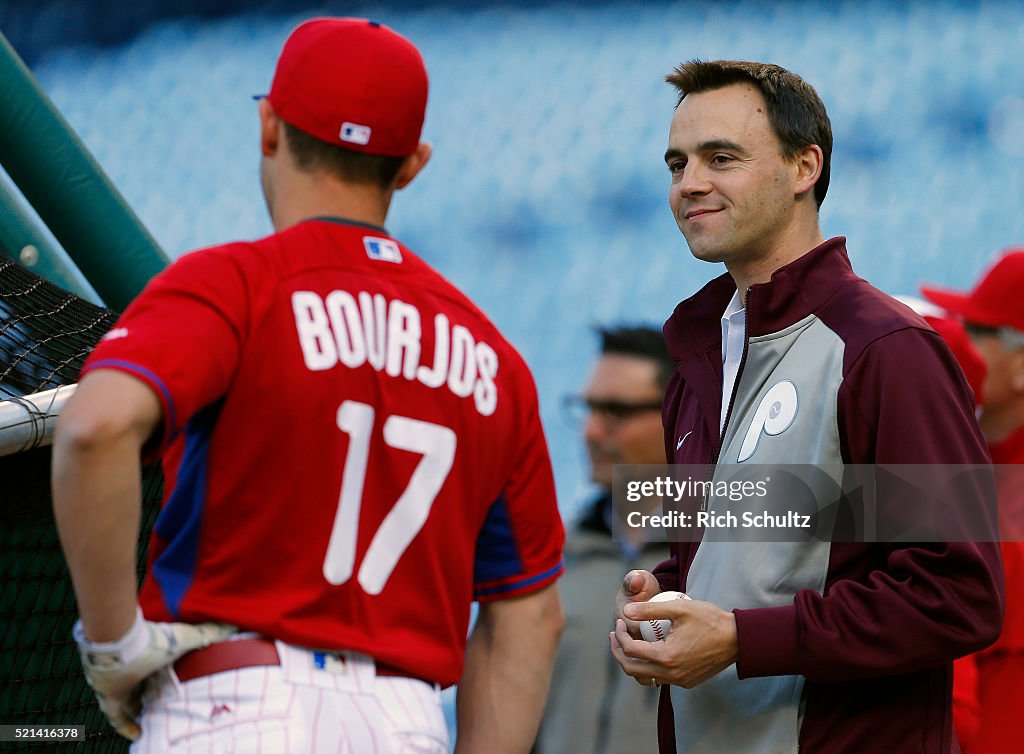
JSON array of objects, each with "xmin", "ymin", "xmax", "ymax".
[
  {"xmin": 609, "ymin": 598, "xmax": 739, "ymax": 689},
  {"xmin": 77, "ymin": 618, "xmax": 236, "ymax": 740}
]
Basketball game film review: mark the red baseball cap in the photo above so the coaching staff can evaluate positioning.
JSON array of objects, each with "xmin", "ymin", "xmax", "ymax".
[
  {"xmin": 921, "ymin": 249, "xmax": 1024, "ymax": 332},
  {"xmin": 265, "ymin": 18, "xmax": 428, "ymax": 157}
]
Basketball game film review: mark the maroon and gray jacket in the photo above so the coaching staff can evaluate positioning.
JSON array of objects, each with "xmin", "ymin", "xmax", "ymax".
[{"xmin": 655, "ymin": 237, "xmax": 1004, "ymax": 753}]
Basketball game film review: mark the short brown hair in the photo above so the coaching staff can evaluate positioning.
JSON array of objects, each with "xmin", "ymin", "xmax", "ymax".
[
  {"xmin": 283, "ymin": 121, "xmax": 405, "ymax": 189},
  {"xmin": 666, "ymin": 60, "xmax": 832, "ymax": 208}
]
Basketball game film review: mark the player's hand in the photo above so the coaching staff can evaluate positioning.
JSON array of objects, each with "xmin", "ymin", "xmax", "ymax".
[
  {"xmin": 76, "ymin": 618, "xmax": 236, "ymax": 740},
  {"xmin": 615, "ymin": 569, "xmax": 662, "ymax": 638},
  {"xmin": 609, "ymin": 598, "xmax": 738, "ymax": 689}
]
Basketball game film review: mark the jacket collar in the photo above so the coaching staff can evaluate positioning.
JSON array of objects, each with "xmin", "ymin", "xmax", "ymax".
[{"xmin": 664, "ymin": 237, "xmax": 855, "ymax": 362}]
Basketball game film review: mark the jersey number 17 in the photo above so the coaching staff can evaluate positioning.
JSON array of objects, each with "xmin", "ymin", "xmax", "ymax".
[{"xmin": 322, "ymin": 400, "xmax": 457, "ymax": 595}]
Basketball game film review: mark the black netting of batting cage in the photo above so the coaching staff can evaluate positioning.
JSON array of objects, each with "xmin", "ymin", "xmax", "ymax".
[
  {"xmin": 0, "ymin": 255, "xmax": 116, "ymax": 399},
  {"xmin": 0, "ymin": 258, "xmax": 162, "ymax": 751}
]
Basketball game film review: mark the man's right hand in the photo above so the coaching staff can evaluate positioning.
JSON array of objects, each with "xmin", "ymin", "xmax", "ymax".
[{"xmin": 616, "ymin": 569, "xmax": 661, "ymax": 638}]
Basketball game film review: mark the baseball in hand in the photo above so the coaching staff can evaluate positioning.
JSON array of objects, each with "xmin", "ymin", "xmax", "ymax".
[{"xmin": 638, "ymin": 591, "xmax": 692, "ymax": 642}]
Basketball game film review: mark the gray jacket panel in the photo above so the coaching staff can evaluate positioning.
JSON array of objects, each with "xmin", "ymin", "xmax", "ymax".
[{"xmin": 672, "ymin": 315, "xmax": 845, "ymax": 753}]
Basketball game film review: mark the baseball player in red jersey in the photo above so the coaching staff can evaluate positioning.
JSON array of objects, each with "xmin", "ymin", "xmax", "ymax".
[
  {"xmin": 52, "ymin": 18, "xmax": 565, "ymax": 753},
  {"xmin": 919, "ymin": 251, "xmax": 1024, "ymax": 754}
]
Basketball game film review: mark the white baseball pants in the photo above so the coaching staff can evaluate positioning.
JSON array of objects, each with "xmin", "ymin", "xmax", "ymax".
[{"xmin": 131, "ymin": 642, "xmax": 449, "ymax": 753}]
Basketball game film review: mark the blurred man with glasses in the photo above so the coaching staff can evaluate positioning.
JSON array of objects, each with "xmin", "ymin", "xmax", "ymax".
[{"xmin": 535, "ymin": 325, "xmax": 672, "ymax": 754}]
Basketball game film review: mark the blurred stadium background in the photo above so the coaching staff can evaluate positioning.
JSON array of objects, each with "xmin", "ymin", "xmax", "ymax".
[
  {"xmin": 4, "ymin": 0, "xmax": 1024, "ymax": 514},
  {"xmin": 1, "ymin": 0, "xmax": 1023, "ymax": 748}
]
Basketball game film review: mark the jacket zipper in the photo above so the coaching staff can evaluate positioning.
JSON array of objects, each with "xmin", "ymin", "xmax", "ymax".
[{"xmin": 702, "ymin": 286, "xmax": 753, "ymax": 511}]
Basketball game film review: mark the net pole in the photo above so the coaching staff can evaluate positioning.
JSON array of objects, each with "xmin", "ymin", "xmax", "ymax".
[
  {"xmin": 0, "ymin": 384, "xmax": 77, "ymax": 457},
  {"xmin": 0, "ymin": 172, "xmax": 97, "ymax": 300},
  {"xmin": 0, "ymin": 32, "xmax": 170, "ymax": 311}
]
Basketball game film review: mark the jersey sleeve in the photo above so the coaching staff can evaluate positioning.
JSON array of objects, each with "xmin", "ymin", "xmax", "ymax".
[
  {"xmin": 953, "ymin": 654, "xmax": 982, "ymax": 751},
  {"xmin": 734, "ymin": 327, "xmax": 1005, "ymax": 682},
  {"xmin": 80, "ymin": 245, "xmax": 251, "ymax": 453},
  {"xmin": 472, "ymin": 380, "xmax": 564, "ymax": 602}
]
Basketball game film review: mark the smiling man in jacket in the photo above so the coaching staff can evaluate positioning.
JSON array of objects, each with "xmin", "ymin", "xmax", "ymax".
[{"xmin": 609, "ymin": 60, "xmax": 1004, "ymax": 754}]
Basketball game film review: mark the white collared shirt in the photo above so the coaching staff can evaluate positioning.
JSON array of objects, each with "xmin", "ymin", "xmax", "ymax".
[{"xmin": 720, "ymin": 290, "xmax": 747, "ymax": 432}]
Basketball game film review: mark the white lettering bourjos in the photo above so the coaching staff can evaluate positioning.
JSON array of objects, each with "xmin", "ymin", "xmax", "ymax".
[{"xmin": 291, "ymin": 290, "xmax": 499, "ymax": 416}]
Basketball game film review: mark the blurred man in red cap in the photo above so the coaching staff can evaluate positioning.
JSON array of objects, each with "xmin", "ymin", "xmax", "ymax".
[
  {"xmin": 53, "ymin": 17, "xmax": 565, "ymax": 753},
  {"xmin": 921, "ymin": 248, "xmax": 1024, "ymax": 754}
]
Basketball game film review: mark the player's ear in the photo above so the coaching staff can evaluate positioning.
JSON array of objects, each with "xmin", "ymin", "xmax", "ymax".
[
  {"xmin": 1011, "ymin": 348, "xmax": 1024, "ymax": 393},
  {"xmin": 258, "ymin": 98, "xmax": 281, "ymax": 158},
  {"xmin": 394, "ymin": 142, "xmax": 432, "ymax": 191}
]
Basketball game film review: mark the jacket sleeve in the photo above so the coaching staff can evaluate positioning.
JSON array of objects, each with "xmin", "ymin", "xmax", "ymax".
[
  {"xmin": 653, "ymin": 366, "xmax": 684, "ymax": 592},
  {"xmin": 653, "ymin": 549, "xmax": 680, "ymax": 592},
  {"xmin": 734, "ymin": 327, "xmax": 1005, "ymax": 681}
]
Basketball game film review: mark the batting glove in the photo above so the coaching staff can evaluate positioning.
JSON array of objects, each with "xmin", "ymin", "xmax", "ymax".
[{"xmin": 73, "ymin": 609, "xmax": 235, "ymax": 741}]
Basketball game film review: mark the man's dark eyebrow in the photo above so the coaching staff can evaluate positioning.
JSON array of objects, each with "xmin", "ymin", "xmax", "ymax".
[
  {"xmin": 697, "ymin": 139, "xmax": 748, "ymax": 154},
  {"xmin": 664, "ymin": 140, "xmax": 750, "ymax": 163}
]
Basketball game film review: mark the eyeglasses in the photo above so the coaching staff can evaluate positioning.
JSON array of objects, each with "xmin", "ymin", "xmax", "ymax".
[
  {"xmin": 561, "ymin": 395, "xmax": 663, "ymax": 428},
  {"xmin": 964, "ymin": 322, "xmax": 1024, "ymax": 351}
]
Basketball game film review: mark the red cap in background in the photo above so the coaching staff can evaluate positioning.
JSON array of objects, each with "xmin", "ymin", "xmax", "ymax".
[
  {"xmin": 921, "ymin": 249, "xmax": 1024, "ymax": 333},
  {"xmin": 266, "ymin": 18, "xmax": 428, "ymax": 157}
]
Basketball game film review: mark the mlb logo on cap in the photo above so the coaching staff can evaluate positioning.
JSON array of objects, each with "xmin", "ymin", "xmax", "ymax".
[
  {"xmin": 364, "ymin": 237, "xmax": 403, "ymax": 264},
  {"xmin": 341, "ymin": 122, "xmax": 372, "ymax": 146}
]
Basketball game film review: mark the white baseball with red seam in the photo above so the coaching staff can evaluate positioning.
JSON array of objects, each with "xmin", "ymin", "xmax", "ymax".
[{"xmin": 638, "ymin": 591, "xmax": 691, "ymax": 642}]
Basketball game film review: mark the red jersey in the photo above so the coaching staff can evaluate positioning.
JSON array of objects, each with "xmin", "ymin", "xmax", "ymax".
[
  {"xmin": 81, "ymin": 217, "xmax": 565, "ymax": 687},
  {"xmin": 917, "ymin": 313, "xmax": 1024, "ymax": 752},
  {"xmin": 954, "ymin": 430, "xmax": 1024, "ymax": 753}
]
